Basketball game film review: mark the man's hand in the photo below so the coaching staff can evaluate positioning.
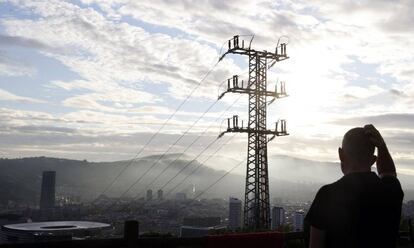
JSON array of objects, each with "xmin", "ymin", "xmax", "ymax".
[
  {"xmin": 364, "ymin": 124, "xmax": 396, "ymax": 177},
  {"xmin": 364, "ymin": 124, "xmax": 385, "ymax": 149}
]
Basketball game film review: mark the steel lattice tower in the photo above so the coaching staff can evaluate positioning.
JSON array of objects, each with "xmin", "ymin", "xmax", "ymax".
[{"xmin": 218, "ymin": 35, "xmax": 289, "ymax": 229}]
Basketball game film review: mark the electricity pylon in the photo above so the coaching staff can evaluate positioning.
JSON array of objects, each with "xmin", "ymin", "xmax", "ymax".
[{"xmin": 218, "ymin": 35, "xmax": 289, "ymax": 229}]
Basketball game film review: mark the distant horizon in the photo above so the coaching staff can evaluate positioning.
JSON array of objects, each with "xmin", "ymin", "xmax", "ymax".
[
  {"xmin": 0, "ymin": 153, "xmax": 340, "ymax": 164},
  {"xmin": 2, "ymin": 154, "xmax": 414, "ymax": 189},
  {"xmin": 1, "ymin": 156, "xmax": 414, "ymax": 205}
]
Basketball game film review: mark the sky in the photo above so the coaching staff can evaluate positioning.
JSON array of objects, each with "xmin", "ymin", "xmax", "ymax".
[{"xmin": 1, "ymin": 0, "xmax": 414, "ymax": 177}]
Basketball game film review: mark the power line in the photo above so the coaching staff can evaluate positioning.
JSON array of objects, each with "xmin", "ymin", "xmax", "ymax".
[
  {"xmin": 106, "ymin": 155, "xmax": 243, "ymax": 214},
  {"xmin": 116, "ymin": 149, "xmax": 244, "ymax": 218},
  {"xmin": 99, "ymin": 36, "xmax": 260, "ymax": 212},
  {"xmin": 164, "ymin": 134, "xmax": 237, "ymax": 197},
  {"xmin": 139, "ymin": 95, "xmax": 243, "ymax": 195},
  {"xmin": 101, "ymin": 101, "xmax": 221, "ymax": 213},
  {"xmin": 102, "ymin": 114, "xmax": 227, "ymax": 213},
  {"xmin": 116, "ymin": 99, "xmax": 219, "ymax": 199},
  {"xmin": 189, "ymin": 158, "xmax": 245, "ymax": 202},
  {"xmin": 124, "ymin": 137, "xmax": 223, "ymax": 212},
  {"xmin": 122, "ymin": 135, "xmax": 237, "ymax": 213},
  {"xmin": 95, "ymin": 60, "xmax": 220, "ymax": 199}
]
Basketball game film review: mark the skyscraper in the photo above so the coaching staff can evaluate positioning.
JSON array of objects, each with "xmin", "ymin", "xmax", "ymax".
[
  {"xmin": 40, "ymin": 171, "xmax": 56, "ymax": 211},
  {"xmin": 157, "ymin": 189, "xmax": 163, "ymax": 201},
  {"xmin": 293, "ymin": 211, "xmax": 304, "ymax": 231},
  {"xmin": 175, "ymin": 192, "xmax": 186, "ymax": 201},
  {"xmin": 228, "ymin": 197, "xmax": 242, "ymax": 230},
  {"xmin": 271, "ymin": 207, "xmax": 285, "ymax": 230},
  {"xmin": 146, "ymin": 189, "xmax": 153, "ymax": 201}
]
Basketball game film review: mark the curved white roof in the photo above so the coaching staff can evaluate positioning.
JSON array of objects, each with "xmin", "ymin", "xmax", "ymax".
[{"xmin": 3, "ymin": 221, "xmax": 110, "ymax": 232}]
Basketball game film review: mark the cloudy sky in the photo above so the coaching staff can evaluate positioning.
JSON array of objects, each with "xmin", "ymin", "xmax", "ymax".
[{"xmin": 1, "ymin": 0, "xmax": 414, "ymax": 177}]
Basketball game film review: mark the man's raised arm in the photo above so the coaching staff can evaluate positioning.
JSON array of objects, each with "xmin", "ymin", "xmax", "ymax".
[{"xmin": 364, "ymin": 124, "xmax": 396, "ymax": 178}]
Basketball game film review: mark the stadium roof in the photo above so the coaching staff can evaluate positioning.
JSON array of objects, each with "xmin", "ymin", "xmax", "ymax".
[{"xmin": 3, "ymin": 221, "xmax": 110, "ymax": 232}]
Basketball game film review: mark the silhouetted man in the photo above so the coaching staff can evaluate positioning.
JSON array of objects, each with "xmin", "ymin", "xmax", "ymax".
[{"xmin": 305, "ymin": 125, "xmax": 404, "ymax": 248}]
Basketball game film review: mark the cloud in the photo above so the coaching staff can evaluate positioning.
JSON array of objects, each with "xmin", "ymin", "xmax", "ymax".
[
  {"xmin": 0, "ymin": 50, "xmax": 36, "ymax": 76},
  {"xmin": 13, "ymin": 125, "xmax": 76, "ymax": 134},
  {"xmin": 0, "ymin": 88, "xmax": 44, "ymax": 103},
  {"xmin": 2, "ymin": 1, "xmax": 240, "ymax": 97},
  {"xmin": 0, "ymin": 34, "xmax": 51, "ymax": 50},
  {"xmin": 332, "ymin": 113, "xmax": 414, "ymax": 129}
]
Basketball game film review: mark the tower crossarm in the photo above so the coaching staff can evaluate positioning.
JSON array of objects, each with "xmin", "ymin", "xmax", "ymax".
[
  {"xmin": 218, "ymin": 115, "xmax": 288, "ymax": 139},
  {"xmin": 219, "ymin": 35, "xmax": 289, "ymax": 61},
  {"xmin": 218, "ymin": 75, "xmax": 288, "ymax": 100},
  {"xmin": 218, "ymin": 88, "xmax": 277, "ymax": 100}
]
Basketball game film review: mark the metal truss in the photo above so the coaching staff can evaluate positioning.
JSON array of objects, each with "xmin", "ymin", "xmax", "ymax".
[{"xmin": 218, "ymin": 35, "xmax": 289, "ymax": 229}]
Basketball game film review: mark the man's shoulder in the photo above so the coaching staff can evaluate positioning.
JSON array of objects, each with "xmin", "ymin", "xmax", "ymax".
[
  {"xmin": 314, "ymin": 183, "xmax": 335, "ymax": 199},
  {"xmin": 317, "ymin": 175, "xmax": 358, "ymax": 195},
  {"xmin": 320, "ymin": 177, "xmax": 345, "ymax": 191},
  {"xmin": 324, "ymin": 173, "xmax": 403, "ymax": 199},
  {"xmin": 329, "ymin": 172, "xmax": 380, "ymax": 188}
]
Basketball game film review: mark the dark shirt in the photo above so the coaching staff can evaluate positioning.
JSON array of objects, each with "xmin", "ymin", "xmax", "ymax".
[{"xmin": 305, "ymin": 172, "xmax": 404, "ymax": 248}]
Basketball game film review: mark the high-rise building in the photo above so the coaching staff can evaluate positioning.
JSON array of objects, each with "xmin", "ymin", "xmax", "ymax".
[
  {"xmin": 293, "ymin": 211, "xmax": 304, "ymax": 231},
  {"xmin": 228, "ymin": 197, "xmax": 242, "ymax": 230},
  {"xmin": 157, "ymin": 189, "xmax": 163, "ymax": 201},
  {"xmin": 146, "ymin": 189, "xmax": 153, "ymax": 201},
  {"xmin": 271, "ymin": 207, "xmax": 285, "ymax": 230},
  {"xmin": 175, "ymin": 192, "xmax": 187, "ymax": 201},
  {"xmin": 40, "ymin": 171, "xmax": 56, "ymax": 211}
]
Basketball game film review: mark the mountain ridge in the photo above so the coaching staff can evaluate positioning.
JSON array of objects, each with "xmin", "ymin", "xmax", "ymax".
[{"xmin": 1, "ymin": 155, "xmax": 413, "ymax": 206}]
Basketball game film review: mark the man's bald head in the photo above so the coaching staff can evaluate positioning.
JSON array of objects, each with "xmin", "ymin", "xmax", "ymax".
[{"xmin": 341, "ymin": 127, "xmax": 375, "ymax": 169}]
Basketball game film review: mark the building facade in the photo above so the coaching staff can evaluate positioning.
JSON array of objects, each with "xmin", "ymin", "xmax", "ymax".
[
  {"xmin": 40, "ymin": 171, "xmax": 56, "ymax": 211},
  {"xmin": 146, "ymin": 189, "xmax": 153, "ymax": 201},
  {"xmin": 271, "ymin": 206, "xmax": 285, "ymax": 230},
  {"xmin": 228, "ymin": 197, "xmax": 242, "ymax": 230},
  {"xmin": 157, "ymin": 189, "xmax": 163, "ymax": 201},
  {"xmin": 293, "ymin": 211, "xmax": 304, "ymax": 231},
  {"xmin": 175, "ymin": 192, "xmax": 186, "ymax": 201}
]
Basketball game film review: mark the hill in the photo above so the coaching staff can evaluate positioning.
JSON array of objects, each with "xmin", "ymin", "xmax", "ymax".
[{"xmin": 1, "ymin": 155, "xmax": 413, "ymax": 206}]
